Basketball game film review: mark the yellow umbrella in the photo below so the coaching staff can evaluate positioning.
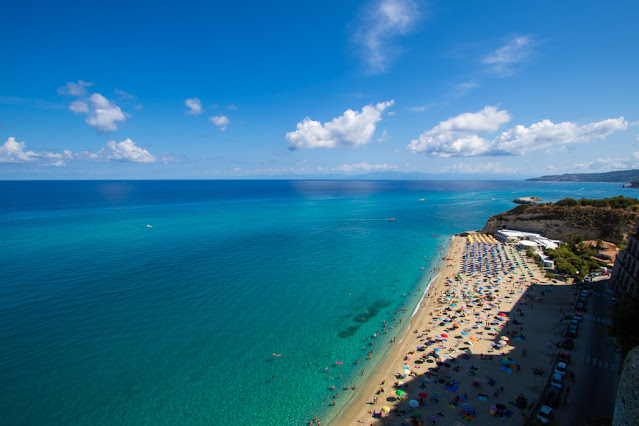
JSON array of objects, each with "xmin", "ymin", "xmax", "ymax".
[{"xmin": 382, "ymin": 406, "xmax": 391, "ymax": 413}]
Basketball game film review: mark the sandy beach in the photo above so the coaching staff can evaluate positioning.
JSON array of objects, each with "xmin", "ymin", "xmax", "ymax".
[{"xmin": 333, "ymin": 233, "xmax": 577, "ymax": 426}]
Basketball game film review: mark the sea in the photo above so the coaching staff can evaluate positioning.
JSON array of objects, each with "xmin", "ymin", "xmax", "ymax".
[{"xmin": 0, "ymin": 180, "xmax": 630, "ymax": 425}]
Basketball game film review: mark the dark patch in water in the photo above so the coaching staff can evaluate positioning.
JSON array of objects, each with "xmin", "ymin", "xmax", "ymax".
[
  {"xmin": 338, "ymin": 325, "xmax": 360, "ymax": 338},
  {"xmin": 429, "ymin": 234, "xmax": 441, "ymax": 238},
  {"xmin": 338, "ymin": 299, "xmax": 392, "ymax": 338}
]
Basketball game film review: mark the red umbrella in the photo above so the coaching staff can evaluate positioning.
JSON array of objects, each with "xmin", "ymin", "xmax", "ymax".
[
  {"xmin": 498, "ymin": 313, "xmax": 507, "ymax": 317},
  {"xmin": 418, "ymin": 392, "xmax": 428, "ymax": 398},
  {"xmin": 441, "ymin": 334, "xmax": 448, "ymax": 338}
]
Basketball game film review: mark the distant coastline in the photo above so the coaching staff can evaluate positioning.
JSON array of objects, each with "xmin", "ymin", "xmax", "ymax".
[{"xmin": 527, "ymin": 169, "xmax": 639, "ymax": 184}]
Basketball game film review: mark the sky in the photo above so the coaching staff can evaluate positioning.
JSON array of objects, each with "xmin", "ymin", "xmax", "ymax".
[{"xmin": 1, "ymin": 0, "xmax": 638, "ymax": 179}]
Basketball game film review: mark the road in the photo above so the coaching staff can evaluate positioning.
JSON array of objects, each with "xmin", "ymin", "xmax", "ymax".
[{"xmin": 555, "ymin": 276, "xmax": 619, "ymax": 425}]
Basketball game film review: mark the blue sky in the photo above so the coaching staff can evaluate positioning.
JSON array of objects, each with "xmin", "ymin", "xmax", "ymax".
[{"xmin": 1, "ymin": 0, "xmax": 638, "ymax": 179}]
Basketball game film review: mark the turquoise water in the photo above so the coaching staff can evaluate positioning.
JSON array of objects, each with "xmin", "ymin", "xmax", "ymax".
[{"xmin": 0, "ymin": 180, "xmax": 630, "ymax": 425}]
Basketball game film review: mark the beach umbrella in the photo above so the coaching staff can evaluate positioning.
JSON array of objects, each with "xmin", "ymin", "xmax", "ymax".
[
  {"xmin": 381, "ymin": 406, "xmax": 391, "ymax": 413},
  {"xmin": 418, "ymin": 392, "xmax": 428, "ymax": 398},
  {"xmin": 409, "ymin": 399, "xmax": 419, "ymax": 408},
  {"xmin": 498, "ymin": 313, "xmax": 507, "ymax": 317},
  {"xmin": 502, "ymin": 336, "xmax": 510, "ymax": 341},
  {"xmin": 396, "ymin": 389, "xmax": 405, "ymax": 397},
  {"xmin": 441, "ymin": 333, "xmax": 448, "ymax": 338},
  {"xmin": 413, "ymin": 411, "xmax": 423, "ymax": 418},
  {"xmin": 469, "ymin": 336, "xmax": 478, "ymax": 341}
]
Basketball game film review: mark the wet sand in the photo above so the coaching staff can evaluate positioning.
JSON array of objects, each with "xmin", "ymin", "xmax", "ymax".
[{"xmin": 334, "ymin": 234, "xmax": 577, "ymax": 425}]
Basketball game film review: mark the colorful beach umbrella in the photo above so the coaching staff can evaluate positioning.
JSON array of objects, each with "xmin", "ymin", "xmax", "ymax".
[
  {"xmin": 396, "ymin": 389, "xmax": 405, "ymax": 396},
  {"xmin": 381, "ymin": 406, "xmax": 390, "ymax": 413},
  {"xmin": 409, "ymin": 399, "xmax": 419, "ymax": 408}
]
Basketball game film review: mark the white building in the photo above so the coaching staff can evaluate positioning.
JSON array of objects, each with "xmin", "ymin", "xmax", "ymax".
[{"xmin": 494, "ymin": 229, "xmax": 560, "ymax": 250}]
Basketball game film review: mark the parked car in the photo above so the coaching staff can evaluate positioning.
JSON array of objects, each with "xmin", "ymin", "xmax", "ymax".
[
  {"xmin": 558, "ymin": 351, "xmax": 571, "ymax": 363},
  {"xmin": 537, "ymin": 405, "xmax": 554, "ymax": 424},
  {"xmin": 551, "ymin": 373, "xmax": 563, "ymax": 389},
  {"xmin": 573, "ymin": 312, "xmax": 583, "ymax": 321},
  {"xmin": 568, "ymin": 324, "xmax": 578, "ymax": 337},
  {"xmin": 576, "ymin": 303, "xmax": 587, "ymax": 312},
  {"xmin": 607, "ymin": 289, "xmax": 615, "ymax": 295},
  {"xmin": 544, "ymin": 388, "xmax": 560, "ymax": 408},
  {"xmin": 555, "ymin": 362, "xmax": 567, "ymax": 376},
  {"xmin": 562, "ymin": 338, "xmax": 575, "ymax": 350}
]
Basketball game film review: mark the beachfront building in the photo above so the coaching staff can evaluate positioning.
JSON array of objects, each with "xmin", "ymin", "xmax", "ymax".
[
  {"xmin": 611, "ymin": 221, "xmax": 639, "ymax": 294},
  {"xmin": 494, "ymin": 229, "xmax": 560, "ymax": 250}
]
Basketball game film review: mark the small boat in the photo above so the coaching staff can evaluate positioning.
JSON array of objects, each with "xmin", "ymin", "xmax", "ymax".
[
  {"xmin": 419, "ymin": 198, "xmax": 425, "ymax": 201},
  {"xmin": 146, "ymin": 224, "xmax": 152, "ymax": 228},
  {"xmin": 387, "ymin": 218, "xmax": 395, "ymax": 221}
]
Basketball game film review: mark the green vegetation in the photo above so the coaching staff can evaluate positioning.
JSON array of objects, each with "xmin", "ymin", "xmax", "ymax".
[
  {"xmin": 542, "ymin": 234, "xmax": 606, "ymax": 278},
  {"xmin": 609, "ymin": 289, "xmax": 639, "ymax": 357},
  {"xmin": 553, "ymin": 196, "xmax": 639, "ymax": 210}
]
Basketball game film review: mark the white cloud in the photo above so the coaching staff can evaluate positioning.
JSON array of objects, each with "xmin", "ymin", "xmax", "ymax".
[
  {"xmin": 85, "ymin": 93, "xmax": 126, "ymax": 132},
  {"xmin": 354, "ymin": 0, "xmax": 421, "ymax": 74},
  {"xmin": 407, "ymin": 106, "xmax": 628, "ymax": 157},
  {"xmin": 287, "ymin": 100, "xmax": 394, "ymax": 150},
  {"xmin": 0, "ymin": 137, "xmax": 72, "ymax": 165},
  {"xmin": 114, "ymin": 89, "xmax": 136, "ymax": 100},
  {"xmin": 482, "ymin": 36, "xmax": 534, "ymax": 75},
  {"xmin": 185, "ymin": 97, "xmax": 203, "ymax": 115},
  {"xmin": 433, "ymin": 106, "xmax": 511, "ymax": 133},
  {"xmin": 58, "ymin": 80, "xmax": 94, "ymax": 96},
  {"xmin": 0, "ymin": 137, "xmax": 161, "ymax": 166},
  {"xmin": 69, "ymin": 100, "xmax": 89, "ymax": 113},
  {"xmin": 377, "ymin": 128, "xmax": 391, "ymax": 142},
  {"xmin": 101, "ymin": 138, "xmax": 156, "ymax": 163},
  {"xmin": 408, "ymin": 104, "xmax": 434, "ymax": 112},
  {"xmin": 493, "ymin": 117, "xmax": 627, "ymax": 155},
  {"xmin": 333, "ymin": 162, "xmax": 398, "ymax": 172},
  {"xmin": 210, "ymin": 114, "xmax": 230, "ymax": 131},
  {"xmin": 443, "ymin": 161, "xmax": 520, "ymax": 174},
  {"xmin": 456, "ymin": 80, "xmax": 479, "ymax": 95}
]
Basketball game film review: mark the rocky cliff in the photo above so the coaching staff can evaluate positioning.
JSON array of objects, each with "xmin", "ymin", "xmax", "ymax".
[{"xmin": 482, "ymin": 204, "xmax": 639, "ymax": 244}]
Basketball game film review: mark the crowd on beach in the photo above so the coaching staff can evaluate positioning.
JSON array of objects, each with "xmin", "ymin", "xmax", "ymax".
[{"xmin": 332, "ymin": 234, "xmax": 572, "ymax": 426}]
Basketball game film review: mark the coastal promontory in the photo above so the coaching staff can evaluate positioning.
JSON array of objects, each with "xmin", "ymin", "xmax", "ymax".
[{"xmin": 482, "ymin": 196, "xmax": 639, "ymax": 244}]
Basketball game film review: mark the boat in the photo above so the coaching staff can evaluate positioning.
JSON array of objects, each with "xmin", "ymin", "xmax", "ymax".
[
  {"xmin": 387, "ymin": 218, "xmax": 395, "ymax": 221},
  {"xmin": 419, "ymin": 198, "xmax": 425, "ymax": 201},
  {"xmin": 146, "ymin": 224, "xmax": 152, "ymax": 228}
]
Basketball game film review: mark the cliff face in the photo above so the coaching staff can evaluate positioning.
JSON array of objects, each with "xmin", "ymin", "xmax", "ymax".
[{"xmin": 481, "ymin": 205, "xmax": 639, "ymax": 244}]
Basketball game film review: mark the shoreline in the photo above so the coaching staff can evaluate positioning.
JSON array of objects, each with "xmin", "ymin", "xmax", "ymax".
[
  {"xmin": 332, "ymin": 235, "xmax": 461, "ymax": 425},
  {"xmin": 332, "ymin": 232, "xmax": 577, "ymax": 425}
]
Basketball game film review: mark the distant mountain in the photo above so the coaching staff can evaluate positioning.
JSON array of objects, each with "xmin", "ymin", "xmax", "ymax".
[{"xmin": 527, "ymin": 169, "xmax": 639, "ymax": 183}]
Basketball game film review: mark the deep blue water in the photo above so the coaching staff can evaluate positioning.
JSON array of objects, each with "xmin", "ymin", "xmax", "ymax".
[{"xmin": 0, "ymin": 180, "xmax": 631, "ymax": 425}]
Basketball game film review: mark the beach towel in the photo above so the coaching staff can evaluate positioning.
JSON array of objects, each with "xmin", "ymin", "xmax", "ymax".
[{"xmin": 444, "ymin": 382, "xmax": 460, "ymax": 392}]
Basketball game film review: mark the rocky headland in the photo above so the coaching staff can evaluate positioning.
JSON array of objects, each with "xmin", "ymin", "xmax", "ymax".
[{"xmin": 482, "ymin": 197, "xmax": 639, "ymax": 244}]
